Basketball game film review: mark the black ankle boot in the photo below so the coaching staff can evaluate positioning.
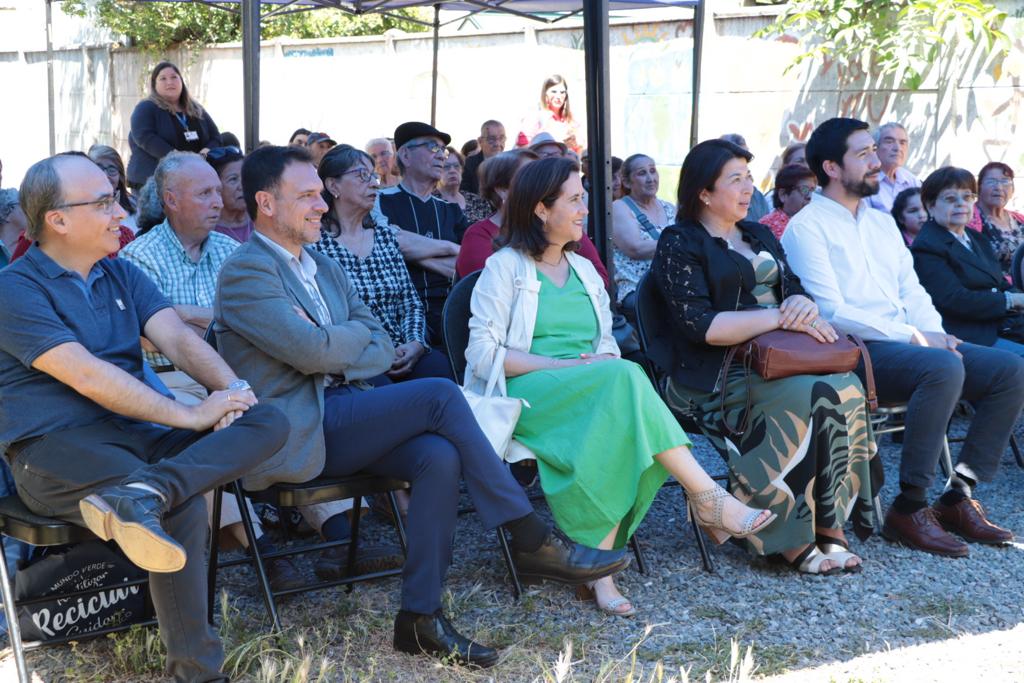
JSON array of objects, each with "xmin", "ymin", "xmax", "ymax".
[{"xmin": 393, "ymin": 609, "xmax": 499, "ymax": 668}]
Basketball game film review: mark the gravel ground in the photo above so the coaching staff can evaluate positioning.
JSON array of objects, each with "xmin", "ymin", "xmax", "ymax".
[{"xmin": 3, "ymin": 415, "xmax": 1024, "ymax": 682}]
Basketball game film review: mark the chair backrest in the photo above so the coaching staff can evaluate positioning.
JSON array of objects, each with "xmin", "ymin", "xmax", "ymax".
[
  {"xmin": 634, "ymin": 272, "xmax": 674, "ymax": 377},
  {"xmin": 441, "ymin": 269, "xmax": 482, "ymax": 384},
  {"xmin": 1012, "ymin": 242, "xmax": 1024, "ymax": 291},
  {"xmin": 203, "ymin": 321, "xmax": 217, "ymax": 350}
]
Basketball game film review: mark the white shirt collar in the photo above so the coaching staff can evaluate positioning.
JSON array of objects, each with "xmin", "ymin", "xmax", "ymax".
[{"xmin": 253, "ymin": 231, "xmax": 318, "ymax": 280}]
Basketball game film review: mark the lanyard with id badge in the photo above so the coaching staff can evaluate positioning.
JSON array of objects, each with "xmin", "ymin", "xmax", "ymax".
[{"xmin": 175, "ymin": 111, "xmax": 200, "ymax": 143}]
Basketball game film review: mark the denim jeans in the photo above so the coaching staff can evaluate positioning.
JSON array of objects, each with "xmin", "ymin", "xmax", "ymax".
[{"xmin": 7, "ymin": 405, "xmax": 288, "ymax": 682}]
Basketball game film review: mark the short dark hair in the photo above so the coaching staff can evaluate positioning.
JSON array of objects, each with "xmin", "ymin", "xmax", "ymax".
[
  {"xmin": 978, "ymin": 161, "xmax": 1014, "ymax": 185},
  {"xmin": 480, "ymin": 149, "xmax": 538, "ymax": 211},
  {"xmin": 676, "ymin": 139, "xmax": 753, "ymax": 222},
  {"xmin": 219, "ymin": 131, "xmax": 242, "ymax": 149},
  {"xmin": 497, "ymin": 157, "xmax": 580, "ymax": 258},
  {"xmin": 241, "ymin": 145, "xmax": 313, "ymax": 220},
  {"xmin": 781, "ymin": 142, "xmax": 806, "ymax": 166},
  {"xmin": 920, "ymin": 166, "xmax": 976, "ymax": 210},
  {"xmin": 446, "ymin": 147, "xmax": 466, "ymax": 169},
  {"xmin": 771, "ymin": 163, "xmax": 816, "ymax": 209},
  {"xmin": 459, "ymin": 139, "xmax": 478, "ymax": 158},
  {"xmin": 890, "ymin": 187, "xmax": 921, "ymax": 232},
  {"xmin": 805, "ymin": 117, "xmax": 870, "ymax": 187},
  {"xmin": 289, "ymin": 128, "xmax": 311, "ymax": 144}
]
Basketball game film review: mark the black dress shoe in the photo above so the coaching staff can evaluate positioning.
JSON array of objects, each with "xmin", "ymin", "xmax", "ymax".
[
  {"xmin": 393, "ymin": 609, "xmax": 499, "ymax": 668},
  {"xmin": 265, "ymin": 556, "xmax": 305, "ymax": 592},
  {"xmin": 511, "ymin": 528, "xmax": 630, "ymax": 585},
  {"xmin": 79, "ymin": 485, "xmax": 186, "ymax": 573},
  {"xmin": 313, "ymin": 544, "xmax": 405, "ymax": 581}
]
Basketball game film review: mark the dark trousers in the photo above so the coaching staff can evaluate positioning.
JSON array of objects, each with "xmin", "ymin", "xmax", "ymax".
[
  {"xmin": 861, "ymin": 341, "xmax": 1024, "ymax": 490},
  {"xmin": 320, "ymin": 378, "xmax": 532, "ymax": 614},
  {"xmin": 8, "ymin": 405, "xmax": 289, "ymax": 683}
]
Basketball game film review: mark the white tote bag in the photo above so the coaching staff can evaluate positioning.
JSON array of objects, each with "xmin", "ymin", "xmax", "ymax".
[{"xmin": 462, "ymin": 346, "xmax": 529, "ymax": 460}]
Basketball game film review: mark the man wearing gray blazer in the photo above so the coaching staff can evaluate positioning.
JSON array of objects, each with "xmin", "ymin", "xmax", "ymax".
[{"xmin": 214, "ymin": 146, "xmax": 629, "ymax": 668}]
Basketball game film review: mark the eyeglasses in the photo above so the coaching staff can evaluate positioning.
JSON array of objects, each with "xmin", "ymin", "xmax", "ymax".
[
  {"xmin": 483, "ymin": 136, "xmax": 506, "ymax": 145},
  {"xmin": 206, "ymin": 146, "xmax": 242, "ymax": 161},
  {"xmin": 97, "ymin": 163, "xmax": 120, "ymax": 178},
  {"xmin": 405, "ymin": 141, "xmax": 448, "ymax": 157},
  {"xmin": 442, "ymin": 162, "xmax": 462, "ymax": 171},
  {"xmin": 790, "ymin": 185, "xmax": 815, "ymax": 199},
  {"xmin": 341, "ymin": 168, "xmax": 381, "ymax": 184},
  {"xmin": 55, "ymin": 190, "xmax": 121, "ymax": 214},
  {"xmin": 982, "ymin": 177, "xmax": 1014, "ymax": 188},
  {"xmin": 937, "ymin": 192, "xmax": 977, "ymax": 205}
]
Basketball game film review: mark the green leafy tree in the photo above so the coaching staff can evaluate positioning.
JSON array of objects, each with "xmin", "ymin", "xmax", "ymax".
[
  {"xmin": 757, "ymin": 0, "xmax": 1011, "ymax": 90},
  {"xmin": 61, "ymin": 0, "xmax": 428, "ymax": 50}
]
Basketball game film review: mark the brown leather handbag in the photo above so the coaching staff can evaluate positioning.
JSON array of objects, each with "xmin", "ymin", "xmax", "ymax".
[{"xmin": 719, "ymin": 328, "xmax": 877, "ymax": 437}]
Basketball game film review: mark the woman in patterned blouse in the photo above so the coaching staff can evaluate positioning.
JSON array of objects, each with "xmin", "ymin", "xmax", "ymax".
[
  {"xmin": 315, "ymin": 144, "xmax": 453, "ymax": 381},
  {"xmin": 968, "ymin": 161, "xmax": 1024, "ymax": 276},
  {"xmin": 758, "ymin": 163, "xmax": 816, "ymax": 241},
  {"xmin": 434, "ymin": 147, "xmax": 493, "ymax": 225}
]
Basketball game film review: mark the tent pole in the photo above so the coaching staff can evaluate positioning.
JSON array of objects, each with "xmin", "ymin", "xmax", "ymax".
[
  {"xmin": 242, "ymin": 0, "xmax": 261, "ymax": 152},
  {"xmin": 45, "ymin": 0, "xmax": 56, "ymax": 155},
  {"xmin": 690, "ymin": 0, "xmax": 705, "ymax": 148},
  {"xmin": 430, "ymin": 3, "xmax": 440, "ymax": 126},
  {"xmin": 583, "ymin": 0, "xmax": 613, "ymax": 283}
]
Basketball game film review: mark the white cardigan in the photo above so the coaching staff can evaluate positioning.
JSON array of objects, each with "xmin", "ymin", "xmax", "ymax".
[{"xmin": 464, "ymin": 247, "xmax": 619, "ymax": 396}]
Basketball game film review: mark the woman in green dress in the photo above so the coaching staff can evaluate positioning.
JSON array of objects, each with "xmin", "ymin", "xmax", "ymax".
[
  {"xmin": 464, "ymin": 158, "xmax": 775, "ymax": 617},
  {"xmin": 650, "ymin": 139, "xmax": 878, "ymax": 575}
]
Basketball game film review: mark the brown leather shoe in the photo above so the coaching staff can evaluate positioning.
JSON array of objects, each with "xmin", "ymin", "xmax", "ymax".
[
  {"xmin": 933, "ymin": 497, "xmax": 1014, "ymax": 545},
  {"xmin": 881, "ymin": 506, "xmax": 969, "ymax": 557}
]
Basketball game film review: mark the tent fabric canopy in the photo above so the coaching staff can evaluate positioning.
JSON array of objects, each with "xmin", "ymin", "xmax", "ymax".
[{"xmin": 113, "ymin": 0, "xmax": 705, "ymax": 276}]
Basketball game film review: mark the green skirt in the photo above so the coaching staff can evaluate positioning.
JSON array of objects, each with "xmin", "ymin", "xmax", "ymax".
[
  {"xmin": 665, "ymin": 367, "xmax": 877, "ymax": 555},
  {"xmin": 507, "ymin": 359, "xmax": 688, "ymax": 549}
]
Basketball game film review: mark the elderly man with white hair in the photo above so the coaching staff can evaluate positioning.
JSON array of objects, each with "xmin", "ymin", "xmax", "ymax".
[
  {"xmin": 366, "ymin": 136, "xmax": 401, "ymax": 187},
  {"xmin": 868, "ymin": 121, "xmax": 921, "ymax": 212}
]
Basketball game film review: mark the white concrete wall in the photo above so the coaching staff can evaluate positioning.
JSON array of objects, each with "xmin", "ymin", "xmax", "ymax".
[{"xmin": 2, "ymin": 7, "xmax": 1023, "ymax": 211}]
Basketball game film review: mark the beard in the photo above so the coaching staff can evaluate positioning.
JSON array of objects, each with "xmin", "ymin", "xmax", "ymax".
[{"xmin": 842, "ymin": 172, "xmax": 880, "ymax": 198}]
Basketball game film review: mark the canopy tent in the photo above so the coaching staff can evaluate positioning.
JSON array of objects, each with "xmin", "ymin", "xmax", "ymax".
[{"xmin": 52, "ymin": 0, "xmax": 705, "ymax": 273}]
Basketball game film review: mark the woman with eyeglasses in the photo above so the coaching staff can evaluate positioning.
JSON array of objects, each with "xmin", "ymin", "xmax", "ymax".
[
  {"xmin": 758, "ymin": 163, "xmax": 817, "ymax": 240},
  {"xmin": 433, "ymin": 147, "xmax": 492, "ymax": 224},
  {"xmin": 518, "ymin": 74, "xmax": 586, "ymax": 155},
  {"xmin": 206, "ymin": 146, "xmax": 253, "ymax": 243},
  {"xmin": 315, "ymin": 144, "xmax": 453, "ymax": 382},
  {"xmin": 966, "ymin": 162, "xmax": 1024, "ymax": 275},
  {"xmin": 88, "ymin": 144, "xmax": 139, "ymax": 233},
  {"xmin": 611, "ymin": 154, "xmax": 675, "ymax": 321},
  {"xmin": 127, "ymin": 61, "xmax": 222, "ymax": 189},
  {"xmin": 911, "ymin": 167, "xmax": 1024, "ymax": 355}
]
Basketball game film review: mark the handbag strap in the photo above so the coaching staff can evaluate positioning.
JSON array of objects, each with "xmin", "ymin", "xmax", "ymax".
[
  {"xmin": 846, "ymin": 333, "xmax": 878, "ymax": 410},
  {"xmin": 718, "ymin": 343, "xmax": 754, "ymax": 438},
  {"xmin": 622, "ymin": 196, "xmax": 664, "ymax": 240}
]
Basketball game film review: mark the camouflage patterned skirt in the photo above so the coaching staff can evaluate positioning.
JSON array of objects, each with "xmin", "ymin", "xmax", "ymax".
[{"xmin": 665, "ymin": 367, "xmax": 877, "ymax": 555}]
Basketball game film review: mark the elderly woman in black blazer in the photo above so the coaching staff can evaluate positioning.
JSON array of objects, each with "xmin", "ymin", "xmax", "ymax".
[
  {"xmin": 127, "ymin": 61, "xmax": 221, "ymax": 188},
  {"xmin": 911, "ymin": 167, "xmax": 1024, "ymax": 356},
  {"xmin": 651, "ymin": 139, "xmax": 878, "ymax": 576}
]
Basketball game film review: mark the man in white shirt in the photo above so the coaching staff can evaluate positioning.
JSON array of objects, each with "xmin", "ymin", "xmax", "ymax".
[
  {"xmin": 782, "ymin": 117, "xmax": 1023, "ymax": 558},
  {"xmin": 867, "ymin": 122, "xmax": 921, "ymax": 212}
]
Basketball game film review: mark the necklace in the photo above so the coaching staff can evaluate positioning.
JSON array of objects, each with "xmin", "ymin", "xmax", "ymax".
[{"xmin": 537, "ymin": 253, "xmax": 565, "ymax": 267}]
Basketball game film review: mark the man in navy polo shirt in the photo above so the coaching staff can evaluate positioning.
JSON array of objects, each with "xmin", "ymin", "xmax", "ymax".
[
  {"xmin": 375, "ymin": 121, "xmax": 470, "ymax": 349},
  {"xmin": 0, "ymin": 153, "xmax": 289, "ymax": 683}
]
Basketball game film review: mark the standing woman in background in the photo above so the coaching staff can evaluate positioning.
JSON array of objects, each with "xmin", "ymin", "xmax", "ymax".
[
  {"xmin": 519, "ymin": 74, "xmax": 586, "ymax": 155},
  {"xmin": 127, "ymin": 61, "xmax": 221, "ymax": 188}
]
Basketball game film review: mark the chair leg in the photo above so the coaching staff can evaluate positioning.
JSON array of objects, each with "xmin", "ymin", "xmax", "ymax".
[
  {"xmin": 206, "ymin": 486, "xmax": 224, "ymax": 626},
  {"xmin": 345, "ymin": 499, "xmax": 361, "ymax": 594},
  {"xmin": 0, "ymin": 538, "xmax": 30, "ymax": 683},
  {"xmin": 496, "ymin": 526, "xmax": 522, "ymax": 600},
  {"xmin": 682, "ymin": 490, "xmax": 715, "ymax": 573},
  {"xmin": 628, "ymin": 533, "xmax": 647, "ymax": 575},
  {"xmin": 940, "ymin": 436, "xmax": 954, "ymax": 483},
  {"xmin": 387, "ymin": 491, "xmax": 408, "ymax": 556},
  {"xmin": 1011, "ymin": 435, "xmax": 1024, "ymax": 470},
  {"xmin": 235, "ymin": 482, "xmax": 281, "ymax": 632},
  {"xmin": 873, "ymin": 495, "xmax": 886, "ymax": 535}
]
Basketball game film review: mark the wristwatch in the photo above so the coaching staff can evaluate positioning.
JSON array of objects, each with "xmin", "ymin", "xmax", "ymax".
[{"xmin": 227, "ymin": 379, "xmax": 252, "ymax": 393}]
